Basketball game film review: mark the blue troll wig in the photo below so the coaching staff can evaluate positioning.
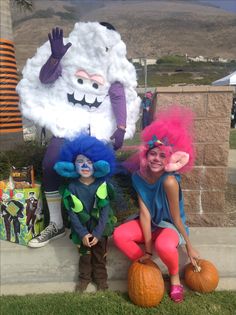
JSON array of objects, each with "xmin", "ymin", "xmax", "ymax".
[{"xmin": 54, "ymin": 134, "xmax": 116, "ymax": 179}]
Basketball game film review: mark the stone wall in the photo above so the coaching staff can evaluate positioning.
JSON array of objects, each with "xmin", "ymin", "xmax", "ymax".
[{"xmin": 153, "ymin": 86, "xmax": 234, "ymax": 226}]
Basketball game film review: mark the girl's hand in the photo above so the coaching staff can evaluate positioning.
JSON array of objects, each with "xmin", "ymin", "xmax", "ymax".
[
  {"xmin": 89, "ymin": 236, "xmax": 98, "ymax": 247},
  {"xmin": 82, "ymin": 233, "xmax": 93, "ymax": 247},
  {"xmin": 138, "ymin": 253, "xmax": 152, "ymax": 263},
  {"xmin": 186, "ymin": 245, "xmax": 200, "ymax": 267}
]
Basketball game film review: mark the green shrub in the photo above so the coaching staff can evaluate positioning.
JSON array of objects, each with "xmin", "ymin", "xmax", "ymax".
[{"xmin": 156, "ymin": 55, "xmax": 186, "ymax": 65}]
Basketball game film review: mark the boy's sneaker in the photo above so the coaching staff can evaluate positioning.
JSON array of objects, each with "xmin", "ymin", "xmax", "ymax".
[
  {"xmin": 28, "ymin": 222, "xmax": 65, "ymax": 248},
  {"xmin": 96, "ymin": 281, "xmax": 108, "ymax": 291},
  {"xmin": 75, "ymin": 280, "xmax": 90, "ymax": 293}
]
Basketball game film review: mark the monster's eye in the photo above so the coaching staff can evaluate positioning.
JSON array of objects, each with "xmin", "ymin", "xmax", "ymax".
[
  {"xmin": 92, "ymin": 83, "xmax": 99, "ymax": 89},
  {"xmin": 77, "ymin": 78, "xmax": 83, "ymax": 84}
]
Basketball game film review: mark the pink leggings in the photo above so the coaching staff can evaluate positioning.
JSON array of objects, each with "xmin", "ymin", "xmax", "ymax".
[{"xmin": 113, "ymin": 219, "xmax": 179, "ymax": 275}]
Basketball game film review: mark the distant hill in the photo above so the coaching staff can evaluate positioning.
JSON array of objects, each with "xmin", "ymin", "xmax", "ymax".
[{"xmin": 12, "ymin": 0, "xmax": 236, "ymax": 72}]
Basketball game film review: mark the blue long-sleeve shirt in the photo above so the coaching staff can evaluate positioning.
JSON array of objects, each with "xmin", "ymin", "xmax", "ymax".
[{"xmin": 67, "ymin": 179, "xmax": 109, "ymax": 240}]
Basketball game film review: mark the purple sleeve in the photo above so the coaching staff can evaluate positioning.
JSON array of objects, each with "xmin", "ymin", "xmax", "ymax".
[
  {"xmin": 108, "ymin": 82, "xmax": 127, "ymax": 127},
  {"xmin": 39, "ymin": 55, "xmax": 62, "ymax": 84}
]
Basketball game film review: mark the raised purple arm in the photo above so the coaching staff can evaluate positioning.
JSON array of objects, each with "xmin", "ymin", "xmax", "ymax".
[{"xmin": 39, "ymin": 27, "xmax": 72, "ymax": 84}]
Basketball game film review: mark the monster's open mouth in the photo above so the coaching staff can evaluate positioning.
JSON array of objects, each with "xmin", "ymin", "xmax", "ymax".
[{"xmin": 67, "ymin": 92, "xmax": 103, "ymax": 108}]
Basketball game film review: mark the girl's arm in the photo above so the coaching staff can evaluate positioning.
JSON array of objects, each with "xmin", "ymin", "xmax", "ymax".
[
  {"xmin": 138, "ymin": 194, "xmax": 153, "ymax": 261},
  {"xmin": 164, "ymin": 176, "xmax": 200, "ymax": 266}
]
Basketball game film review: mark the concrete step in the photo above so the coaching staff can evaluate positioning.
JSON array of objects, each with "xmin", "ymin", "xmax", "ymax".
[{"xmin": 1, "ymin": 227, "xmax": 236, "ymax": 295}]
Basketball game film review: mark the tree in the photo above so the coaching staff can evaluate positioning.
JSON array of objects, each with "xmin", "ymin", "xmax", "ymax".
[{"xmin": 0, "ymin": 0, "xmax": 32, "ymax": 151}]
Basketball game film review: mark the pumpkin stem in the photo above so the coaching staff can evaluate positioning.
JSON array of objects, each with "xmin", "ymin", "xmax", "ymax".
[{"xmin": 193, "ymin": 262, "xmax": 201, "ymax": 272}]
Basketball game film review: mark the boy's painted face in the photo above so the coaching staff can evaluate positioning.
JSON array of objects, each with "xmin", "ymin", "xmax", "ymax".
[
  {"xmin": 75, "ymin": 154, "xmax": 94, "ymax": 178},
  {"xmin": 146, "ymin": 147, "xmax": 168, "ymax": 173}
]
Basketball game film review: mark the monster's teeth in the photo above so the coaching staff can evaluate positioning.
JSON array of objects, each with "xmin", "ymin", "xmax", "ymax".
[
  {"xmin": 85, "ymin": 93, "xmax": 97, "ymax": 104},
  {"xmin": 73, "ymin": 91, "xmax": 84, "ymax": 102},
  {"xmin": 97, "ymin": 95, "xmax": 105, "ymax": 103}
]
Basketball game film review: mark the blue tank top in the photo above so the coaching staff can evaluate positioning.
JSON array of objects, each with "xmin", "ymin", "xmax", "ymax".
[{"xmin": 132, "ymin": 172, "xmax": 189, "ymax": 242}]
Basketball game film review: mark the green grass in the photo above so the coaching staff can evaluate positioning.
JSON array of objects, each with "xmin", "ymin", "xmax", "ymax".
[
  {"xmin": 156, "ymin": 55, "xmax": 187, "ymax": 65},
  {"xmin": 1, "ymin": 291, "xmax": 236, "ymax": 315},
  {"xmin": 230, "ymin": 129, "xmax": 236, "ymax": 149}
]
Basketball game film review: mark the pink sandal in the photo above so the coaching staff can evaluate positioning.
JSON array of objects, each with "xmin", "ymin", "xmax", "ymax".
[{"xmin": 170, "ymin": 284, "xmax": 184, "ymax": 303}]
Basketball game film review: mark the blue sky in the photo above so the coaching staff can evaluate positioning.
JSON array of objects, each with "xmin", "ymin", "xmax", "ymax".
[{"xmin": 198, "ymin": 0, "xmax": 236, "ymax": 13}]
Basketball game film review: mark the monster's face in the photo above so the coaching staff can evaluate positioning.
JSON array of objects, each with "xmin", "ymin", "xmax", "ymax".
[
  {"xmin": 61, "ymin": 22, "xmax": 120, "ymax": 111},
  {"xmin": 66, "ymin": 69, "xmax": 109, "ymax": 109}
]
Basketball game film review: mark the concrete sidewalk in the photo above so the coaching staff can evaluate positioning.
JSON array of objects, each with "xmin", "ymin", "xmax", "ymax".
[{"xmin": 1, "ymin": 227, "xmax": 236, "ymax": 295}]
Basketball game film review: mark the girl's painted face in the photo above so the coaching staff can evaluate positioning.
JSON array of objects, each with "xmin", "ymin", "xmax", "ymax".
[
  {"xmin": 75, "ymin": 154, "xmax": 94, "ymax": 178},
  {"xmin": 146, "ymin": 147, "xmax": 168, "ymax": 173}
]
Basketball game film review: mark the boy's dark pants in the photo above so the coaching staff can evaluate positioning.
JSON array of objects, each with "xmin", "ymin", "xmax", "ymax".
[{"xmin": 79, "ymin": 237, "xmax": 108, "ymax": 286}]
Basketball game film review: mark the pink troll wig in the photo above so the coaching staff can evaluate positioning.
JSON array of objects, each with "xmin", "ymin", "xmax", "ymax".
[{"xmin": 124, "ymin": 105, "xmax": 195, "ymax": 174}]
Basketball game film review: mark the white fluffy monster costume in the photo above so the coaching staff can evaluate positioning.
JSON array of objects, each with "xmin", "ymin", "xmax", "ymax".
[
  {"xmin": 17, "ymin": 22, "xmax": 141, "ymax": 247},
  {"xmin": 17, "ymin": 22, "xmax": 140, "ymax": 141}
]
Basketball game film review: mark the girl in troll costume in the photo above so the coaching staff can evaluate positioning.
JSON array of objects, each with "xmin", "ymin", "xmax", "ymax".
[
  {"xmin": 113, "ymin": 106, "xmax": 200, "ymax": 303},
  {"xmin": 17, "ymin": 22, "xmax": 140, "ymax": 247},
  {"xmin": 54, "ymin": 134, "xmax": 116, "ymax": 292}
]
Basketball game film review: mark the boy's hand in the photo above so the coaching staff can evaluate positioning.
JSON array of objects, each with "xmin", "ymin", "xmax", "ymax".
[
  {"xmin": 82, "ymin": 233, "xmax": 93, "ymax": 247},
  {"xmin": 89, "ymin": 236, "xmax": 98, "ymax": 247}
]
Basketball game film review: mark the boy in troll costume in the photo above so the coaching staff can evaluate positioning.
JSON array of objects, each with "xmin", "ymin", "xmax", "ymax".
[
  {"xmin": 54, "ymin": 134, "xmax": 116, "ymax": 292},
  {"xmin": 17, "ymin": 22, "xmax": 140, "ymax": 247}
]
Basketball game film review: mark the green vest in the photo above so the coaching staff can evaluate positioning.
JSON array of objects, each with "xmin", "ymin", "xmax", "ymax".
[{"xmin": 61, "ymin": 181, "xmax": 117, "ymax": 254}]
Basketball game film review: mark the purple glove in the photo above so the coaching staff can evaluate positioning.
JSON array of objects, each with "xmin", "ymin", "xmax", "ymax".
[
  {"xmin": 48, "ymin": 27, "xmax": 72, "ymax": 60},
  {"xmin": 39, "ymin": 27, "xmax": 72, "ymax": 84},
  {"xmin": 110, "ymin": 128, "xmax": 126, "ymax": 150}
]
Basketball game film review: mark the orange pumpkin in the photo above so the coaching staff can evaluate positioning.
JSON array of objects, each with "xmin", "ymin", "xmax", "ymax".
[
  {"xmin": 128, "ymin": 259, "xmax": 165, "ymax": 307},
  {"xmin": 184, "ymin": 259, "xmax": 219, "ymax": 293}
]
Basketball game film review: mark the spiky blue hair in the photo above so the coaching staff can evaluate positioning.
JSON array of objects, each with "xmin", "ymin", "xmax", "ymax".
[{"xmin": 58, "ymin": 134, "xmax": 116, "ymax": 177}]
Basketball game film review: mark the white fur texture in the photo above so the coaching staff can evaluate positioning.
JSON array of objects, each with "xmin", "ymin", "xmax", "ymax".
[{"xmin": 17, "ymin": 22, "xmax": 141, "ymax": 141}]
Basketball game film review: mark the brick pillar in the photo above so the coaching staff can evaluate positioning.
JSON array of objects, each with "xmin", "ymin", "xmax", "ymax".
[{"xmin": 153, "ymin": 86, "xmax": 234, "ymax": 225}]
